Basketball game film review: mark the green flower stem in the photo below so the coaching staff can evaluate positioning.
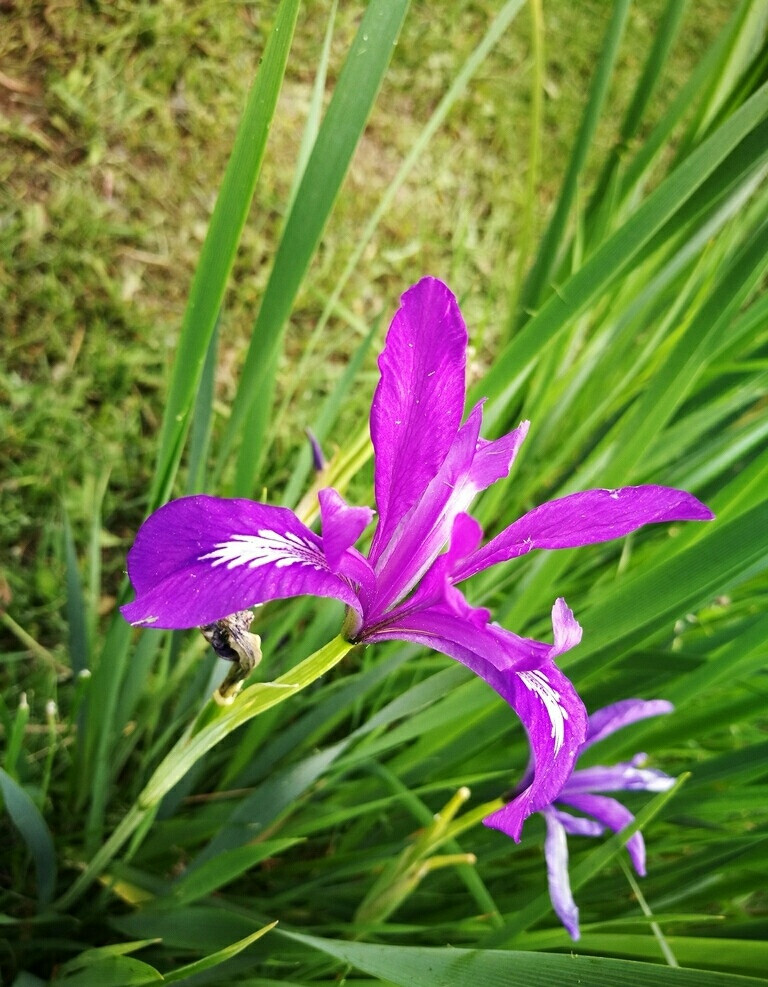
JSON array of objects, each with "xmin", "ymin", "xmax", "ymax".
[{"xmin": 57, "ymin": 634, "xmax": 355, "ymax": 910}]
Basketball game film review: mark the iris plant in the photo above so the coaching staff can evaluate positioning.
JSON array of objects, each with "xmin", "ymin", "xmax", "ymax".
[
  {"xmin": 122, "ymin": 276, "xmax": 711, "ymax": 843},
  {"xmin": 537, "ymin": 698, "xmax": 676, "ymax": 939}
]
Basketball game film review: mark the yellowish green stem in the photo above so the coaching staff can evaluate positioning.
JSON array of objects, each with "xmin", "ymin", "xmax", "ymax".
[{"xmin": 56, "ymin": 634, "xmax": 354, "ymax": 910}]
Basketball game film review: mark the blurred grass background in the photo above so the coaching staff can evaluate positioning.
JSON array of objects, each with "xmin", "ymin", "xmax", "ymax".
[{"xmin": 0, "ymin": 0, "xmax": 729, "ymax": 659}]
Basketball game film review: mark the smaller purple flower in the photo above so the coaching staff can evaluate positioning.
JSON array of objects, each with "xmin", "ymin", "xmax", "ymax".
[{"xmin": 487, "ymin": 698, "xmax": 675, "ymax": 940}]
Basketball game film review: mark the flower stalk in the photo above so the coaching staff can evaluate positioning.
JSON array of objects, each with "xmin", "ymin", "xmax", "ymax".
[{"xmin": 57, "ymin": 634, "xmax": 354, "ymax": 909}]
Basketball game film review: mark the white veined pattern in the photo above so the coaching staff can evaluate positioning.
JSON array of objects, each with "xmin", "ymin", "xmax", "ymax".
[
  {"xmin": 199, "ymin": 530, "xmax": 327, "ymax": 572},
  {"xmin": 518, "ymin": 668, "xmax": 569, "ymax": 754}
]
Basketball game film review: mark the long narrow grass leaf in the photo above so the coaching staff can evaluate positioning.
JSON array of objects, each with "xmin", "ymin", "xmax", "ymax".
[
  {"xmin": 220, "ymin": 0, "xmax": 411, "ymax": 495},
  {"xmin": 0, "ymin": 768, "xmax": 56, "ymax": 906},
  {"xmin": 148, "ymin": 0, "xmax": 301, "ymax": 508},
  {"xmin": 514, "ymin": 0, "xmax": 631, "ymax": 323}
]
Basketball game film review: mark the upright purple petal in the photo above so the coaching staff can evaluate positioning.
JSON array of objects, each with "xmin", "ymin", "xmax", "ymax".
[
  {"xmin": 559, "ymin": 792, "xmax": 646, "ymax": 875},
  {"xmin": 121, "ymin": 496, "xmax": 361, "ymax": 629},
  {"xmin": 369, "ymin": 414, "xmax": 530, "ymax": 617},
  {"xmin": 318, "ymin": 487, "xmax": 373, "ymax": 569},
  {"xmin": 584, "ymin": 698, "xmax": 674, "ymax": 750},
  {"xmin": 468, "ymin": 419, "xmax": 529, "ymax": 492},
  {"xmin": 368, "ymin": 278, "xmax": 467, "ymax": 565},
  {"xmin": 369, "ymin": 406, "xmax": 484, "ymax": 615},
  {"xmin": 455, "ymin": 486, "xmax": 714, "ymax": 581},
  {"xmin": 542, "ymin": 808, "xmax": 581, "ymax": 940}
]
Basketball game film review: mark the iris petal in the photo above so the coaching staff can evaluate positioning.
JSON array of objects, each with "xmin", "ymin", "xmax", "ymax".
[
  {"xmin": 121, "ymin": 495, "xmax": 359, "ymax": 629},
  {"xmin": 368, "ymin": 277, "xmax": 468, "ymax": 566},
  {"xmin": 455, "ymin": 485, "xmax": 714, "ymax": 582},
  {"xmin": 542, "ymin": 808, "xmax": 581, "ymax": 940},
  {"xmin": 559, "ymin": 792, "xmax": 646, "ymax": 875},
  {"xmin": 584, "ymin": 698, "xmax": 674, "ymax": 750}
]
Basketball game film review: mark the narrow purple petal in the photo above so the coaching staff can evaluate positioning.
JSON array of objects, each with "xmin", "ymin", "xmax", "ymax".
[
  {"xmin": 318, "ymin": 487, "xmax": 374, "ymax": 569},
  {"xmin": 559, "ymin": 792, "xmax": 646, "ymax": 875},
  {"xmin": 455, "ymin": 486, "xmax": 715, "ymax": 581},
  {"xmin": 553, "ymin": 807, "xmax": 605, "ymax": 837},
  {"xmin": 563, "ymin": 761, "xmax": 676, "ymax": 796},
  {"xmin": 468, "ymin": 419, "xmax": 529, "ymax": 492},
  {"xmin": 542, "ymin": 808, "xmax": 580, "ymax": 940},
  {"xmin": 368, "ymin": 277, "xmax": 467, "ymax": 566},
  {"xmin": 121, "ymin": 495, "xmax": 360, "ymax": 629},
  {"xmin": 584, "ymin": 698, "xmax": 674, "ymax": 750}
]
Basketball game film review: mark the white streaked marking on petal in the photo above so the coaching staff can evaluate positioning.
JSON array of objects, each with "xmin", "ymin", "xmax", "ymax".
[
  {"xmin": 199, "ymin": 529, "xmax": 327, "ymax": 572},
  {"xmin": 518, "ymin": 668, "xmax": 569, "ymax": 755}
]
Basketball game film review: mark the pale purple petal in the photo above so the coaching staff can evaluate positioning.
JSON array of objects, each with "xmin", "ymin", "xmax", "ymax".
[
  {"xmin": 550, "ymin": 596, "xmax": 583, "ymax": 656},
  {"xmin": 318, "ymin": 487, "xmax": 374, "ymax": 569},
  {"xmin": 542, "ymin": 808, "xmax": 580, "ymax": 940},
  {"xmin": 368, "ymin": 277, "xmax": 467, "ymax": 565},
  {"xmin": 584, "ymin": 698, "xmax": 674, "ymax": 750},
  {"xmin": 121, "ymin": 496, "xmax": 360, "ymax": 629},
  {"xmin": 560, "ymin": 792, "xmax": 646, "ymax": 875},
  {"xmin": 455, "ymin": 486, "xmax": 715, "ymax": 581},
  {"xmin": 563, "ymin": 761, "xmax": 676, "ymax": 796},
  {"xmin": 553, "ymin": 807, "xmax": 605, "ymax": 838}
]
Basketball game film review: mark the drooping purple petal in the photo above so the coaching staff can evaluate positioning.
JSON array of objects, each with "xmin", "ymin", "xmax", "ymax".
[
  {"xmin": 368, "ymin": 277, "xmax": 468, "ymax": 566},
  {"xmin": 559, "ymin": 792, "xmax": 646, "ymax": 875},
  {"xmin": 368, "ymin": 599, "xmax": 586, "ymax": 839},
  {"xmin": 563, "ymin": 760, "xmax": 676, "ymax": 796},
  {"xmin": 481, "ymin": 600, "xmax": 587, "ymax": 841},
  {"xmin": 121, "ymin": 495, "xmax": 361, "ymax": 629},
  {"xmin": 455, "ymin": 486, "xmax": 715, "ymax": 582},
  {"xmin": 584, "ymin": 698, "xmax": 674, "ymax": 750},
  {"xmin": 542, "ymin": 808, "xmax": 580, "ymax": 940},
  {"xmin": 483, "ymin": 658, "xmax": 587, "ymax": 841},
  {"xmin": 368, "ymin": 412, "xmax": 531, "ymax": 618}
]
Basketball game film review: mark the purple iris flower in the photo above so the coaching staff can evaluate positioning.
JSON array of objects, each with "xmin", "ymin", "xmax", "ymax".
[
  {"xmin": 121, "ymin": 277, "xmax": 712, "ymax": 839},
  {"xmin": 516, "ymin": 697, "xmax": 676, "ymax": 940}
]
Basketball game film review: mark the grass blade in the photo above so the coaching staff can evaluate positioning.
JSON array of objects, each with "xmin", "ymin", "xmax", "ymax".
[
  {"xmin": 219, "ymin": 0, "xmax": 411, "ymax": 495},
  {"xmin": 513, "ymin": 0, "xmax": 631, "ymax": 324},
  {"xmin": 0, "ymin": 767, "xmax": 57, "ymax": 906},
  {"xmin": 149, "ymin": 0, "xmax": 301, "ymax": 509}
]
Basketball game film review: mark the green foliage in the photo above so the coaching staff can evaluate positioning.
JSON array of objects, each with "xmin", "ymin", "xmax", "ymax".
[{"xmin": 2, "ymin": 1, "xmax": 767, "ymax": 984}]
